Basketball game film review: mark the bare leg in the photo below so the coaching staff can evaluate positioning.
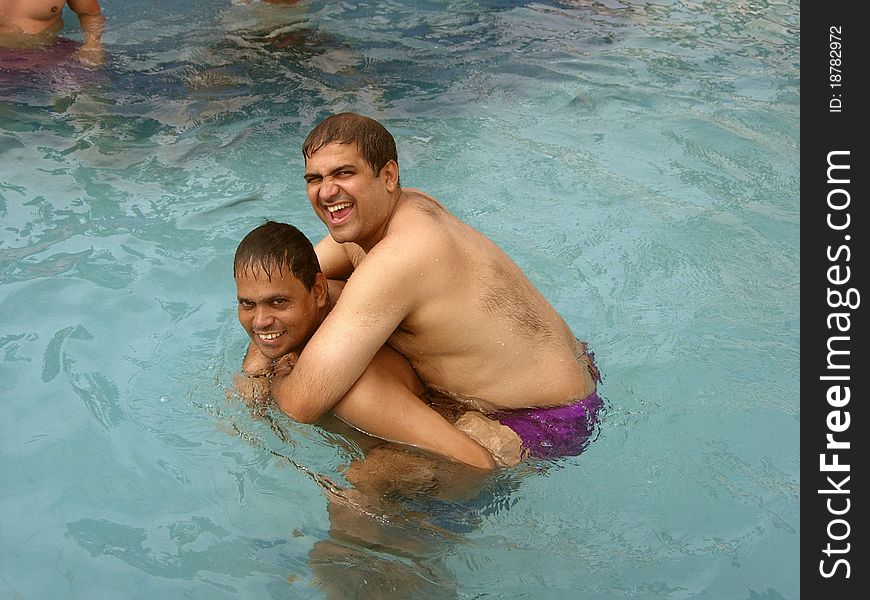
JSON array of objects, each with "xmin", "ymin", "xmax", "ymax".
[
  {"xmin": 331, "ymin": 346, "xmax": 496, "ymax": 470},
  {"xmin": 309, "ymin": 536, "xmax": 457, "ymax": 600},
  {"xmin": 235, "ymin": 339, "xmax": 501, "ymax": 469},
  {"xmin": 309, "ymin": 444, "xmax": 486, "ymax": 599},
  {"xmin": 454, "ymin": 411, "xmax": 525, "ymax": 467},
  {"xmin": 342, "ymin": 444, "xmax": 490, "ymax": 503}
]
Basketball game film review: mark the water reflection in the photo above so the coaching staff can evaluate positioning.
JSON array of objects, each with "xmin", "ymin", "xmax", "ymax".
[{"xmin": 226, "ymin": 393, "xmax": 528, "ymax": 598}]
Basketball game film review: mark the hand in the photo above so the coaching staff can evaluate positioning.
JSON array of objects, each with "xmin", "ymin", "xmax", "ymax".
[
  {"xmin": 74, "ymin": 43, "xmax": 105, "ymax": 67},
  {"xmin": 272, "ymin": 353, "xmax": 297, "ymax": 378},
  {"xmin": 242, "ymin": 342, "xmax": 273, "ymax": 377},
  {"xmin": 233, "ymin": 372, "xmax": 271, "ymax": 405}
]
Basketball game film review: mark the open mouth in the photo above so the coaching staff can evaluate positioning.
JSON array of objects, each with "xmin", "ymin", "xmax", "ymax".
[
  {"xmin": 325, "ymin": 201, "xmax": 353, "ymax": 224},
  {"xmin": 257, "ymin": 331, "xmax": 284, "ymax": 343}
]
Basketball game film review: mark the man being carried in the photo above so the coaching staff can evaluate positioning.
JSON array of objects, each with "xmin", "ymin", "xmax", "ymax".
[
  {"xmin": 234, "ymin": 220, "xmax": 501, "ymax": 470},
  {"xmin": 255, "ymin": 113, "xmax": 601, "ymax": 465}
]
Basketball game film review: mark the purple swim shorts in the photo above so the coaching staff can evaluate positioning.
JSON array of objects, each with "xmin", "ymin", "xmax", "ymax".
[{"xmin": 492, "ymin": 351, "xmax": 603, "ymax": 459}]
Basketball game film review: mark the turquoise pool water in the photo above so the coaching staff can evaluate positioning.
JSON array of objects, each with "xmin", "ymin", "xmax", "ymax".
[{"xmin": 1, "ymin": 1, "xmax": 799, "ymax": 598}]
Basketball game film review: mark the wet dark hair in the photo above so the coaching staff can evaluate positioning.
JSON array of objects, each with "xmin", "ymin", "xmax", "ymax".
[
  {"xmin": 233, "ymin": 221, "xmax": 320, "ymax": 290},
  {"xmin": 302, "ymin": 112, "xmax": 399, "ymax": 181}
]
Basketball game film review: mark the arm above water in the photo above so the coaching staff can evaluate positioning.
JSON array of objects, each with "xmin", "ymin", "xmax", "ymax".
[
  {"xmin": 314, "ymin": 234, "xmax": 356, "ymax": 281},
  {"xmin": 270, "ymin": 243, "xmax": 420, "ymax": 424},
  {"xmin": 68, "ymin": 0, "xmax": 104, "ymax": 65},
  {"xmin": 238, "ymin": 333, "xmax": 495, "ymax": 469}
]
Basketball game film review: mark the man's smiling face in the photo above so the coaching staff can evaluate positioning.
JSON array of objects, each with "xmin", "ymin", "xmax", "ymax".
[
  {"xmin": 304, "ymin": 142, "xmax": 398, "ymax": 250},
  {"xmin": 236, "ymin": 265, "xmax": 326, "ymax": 360}
]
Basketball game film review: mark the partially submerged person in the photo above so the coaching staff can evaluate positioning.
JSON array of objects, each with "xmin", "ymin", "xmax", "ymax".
[
  {"xmin": 234, "ymin": 220, "xmax": 502, "ymax": 470},
  {"xmin": 0, "ymin": 0, "xmax": 104, "ymax": 65},
  {"xmin": 256, "ymin": 112, "xmax": 602, "ymax": 465},
  {"xmin": 234, "ymin": 222, "xmax": 503, "ymax": 596}
]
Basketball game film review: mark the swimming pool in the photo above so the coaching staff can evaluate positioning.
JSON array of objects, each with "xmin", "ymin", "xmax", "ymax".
[{"xmin": 1, "ymin": 1, "xmax": 799, "ymax": 598}]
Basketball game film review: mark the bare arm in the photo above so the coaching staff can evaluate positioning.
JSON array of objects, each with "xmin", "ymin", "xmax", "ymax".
[
  {"xmin": 314, "ymin": 234, "xmax": 355, "ymax": 280},
  {"xmin": 68, "ymin": 0, "xmax": 104, "ymax": 65},
  {"xmin": 240, "ymin": 332, "xmax": 495, "ymax": 469},
  {"xmin": 271, "ymin": 243, "xmax": 418, "ymax": 423}
]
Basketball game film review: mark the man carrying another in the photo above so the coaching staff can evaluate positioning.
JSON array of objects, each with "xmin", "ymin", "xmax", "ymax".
[
  {"xmin": 255, "ymin": 113, "xmax": 601, "ymax": 465},
  {"xmin": 234, "ymin": 220, "xmax": 500, "ymax": 470}
]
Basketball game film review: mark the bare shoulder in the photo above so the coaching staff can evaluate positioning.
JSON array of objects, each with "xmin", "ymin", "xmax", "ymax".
[
  {"xmin": 385, "ymin": 189, "xmax": 457, "ymax": 251},
  {"xmin": 405, "ymin": 188, "xmax": 466, "ymax": 231},
  {"xmin": 350, "ymin": 202, "xmax": 454, "ymax": 303},
  {"xmin": 342, "ymin": 228, "xmax": 431, "ymax": 309}
]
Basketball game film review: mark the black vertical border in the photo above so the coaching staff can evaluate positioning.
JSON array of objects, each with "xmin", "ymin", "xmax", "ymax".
[{"xmin": 802, "ymin": 3, "xmax": 866, "ymax": 597}]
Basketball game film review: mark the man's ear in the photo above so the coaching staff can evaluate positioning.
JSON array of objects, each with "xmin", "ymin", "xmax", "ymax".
[
  {"xmin": 381, "ymin": 160, "xmax": 399, "ymax": 192},
  {"xmin": 313, "ymin": 272, "xmax": 329, "ymax": 308}
]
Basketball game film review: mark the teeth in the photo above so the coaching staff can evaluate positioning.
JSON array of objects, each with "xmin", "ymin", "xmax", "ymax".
[
  {"xmin": 327, "ymin": 202, "xmax": 352, "ymax": 213},
  {"xmin": 258, "ymin": 332, "xmax": 282, "ymax": 340}
]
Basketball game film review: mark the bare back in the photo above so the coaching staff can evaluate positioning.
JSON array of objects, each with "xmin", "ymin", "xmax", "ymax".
[{"xmin": 338, "ymin": 189, "xmax": 592, "ymax": 411}]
